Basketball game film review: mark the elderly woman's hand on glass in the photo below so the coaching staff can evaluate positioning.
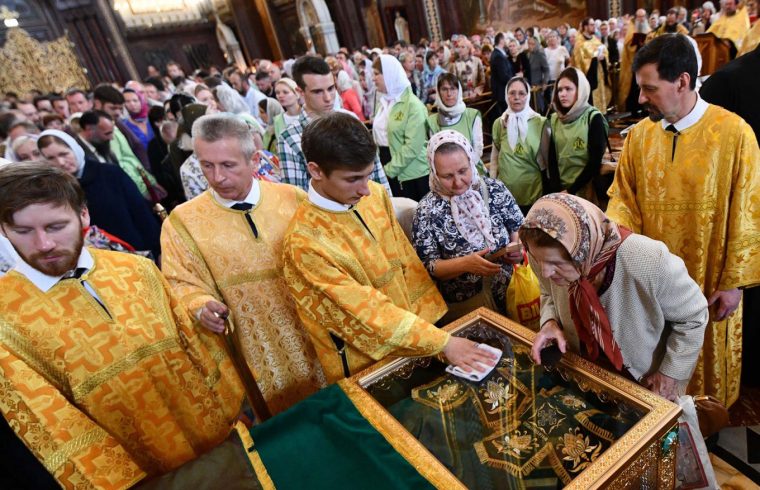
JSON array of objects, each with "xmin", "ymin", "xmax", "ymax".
[{"xmin": 530, "ymin": 319, "xmax": 568, "ymax": 365}]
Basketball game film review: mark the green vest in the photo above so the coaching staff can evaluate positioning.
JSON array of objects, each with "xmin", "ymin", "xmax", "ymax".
[
  {"xmin": 550, "ymin": 106, "xmax": 606, "ymax": 189},
  {"xmin": 427, "ymin": 108, "xmax": 486, "ymax": 175},
  {"xmin": 384, "ymin": 88, "xmax": 430, "ymax": 182},
  {"xmin": 492, "ymin": 115, "xmax": 546, "ymax": 207}
]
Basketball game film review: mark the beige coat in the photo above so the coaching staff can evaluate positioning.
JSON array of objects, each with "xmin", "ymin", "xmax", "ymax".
[{"xmin": 535, "ymin": 234, "xmax": 708, "ymax": 382}]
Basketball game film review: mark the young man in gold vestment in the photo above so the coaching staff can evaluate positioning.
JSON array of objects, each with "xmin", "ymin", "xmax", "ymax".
[
  {"xmin": 0, "ymin": 163, "xmax": 244, "ymax": 489},
  {"xmin": 282, "ymin": 112, "xmax": 496, "ymax": 383},
  {"xmin": 607, "ymin": 34, "xmax": 760, "ymax": 407},
  {"xmin": 161, "ymin": 114, "xmax": 326, "ymax": 416}
]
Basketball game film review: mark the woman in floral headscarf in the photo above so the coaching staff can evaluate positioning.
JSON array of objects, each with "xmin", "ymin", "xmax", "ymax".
[
  {"xmin": 520, "ymin": 193, "xmax": 707, "ymax": 400},
  {"xmin": 412, "ymin": 130, "xmax": 524, "ymax": 322}
]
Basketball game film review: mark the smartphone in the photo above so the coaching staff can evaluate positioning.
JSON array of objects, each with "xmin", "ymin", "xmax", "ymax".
[{"xmin": 485, "ymin": 242, "xmax": 521, "ymax": 262}]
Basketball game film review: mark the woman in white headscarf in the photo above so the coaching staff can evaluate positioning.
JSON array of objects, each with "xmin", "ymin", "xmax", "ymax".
[
  {"xmin": 258, "ymin": 97, "xmax": 284, "ymax": 153},
  {"xmin": 490, "ymin": 76, "xmax": 548, "ymax": 215},
  {"xmin": 545, "ymin": 66, "xmax": 608, "ymax": 206},
  {"xmin": 427, "ymin": 72, "xmax": 485, "ymax": 175},
  {"xmin": 36, "ymin": 129, "xmax": 161, "ymax": 255},
  {"xmin": 372, "ymin": 54, "xmax": 430, "ymax": 201},
  {"xmin": 412, "ymin": 130, "xmax": 524, "ymax": 322}
]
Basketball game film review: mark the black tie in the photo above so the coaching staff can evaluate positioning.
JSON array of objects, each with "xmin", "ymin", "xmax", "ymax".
[
  {"xmin": 665, "ymin": 124, "xmax": 679, "ymax": 161},
  {"xmin": 232, "ymin": 202, "xmax": 259, "ymax": 238},
  {"xmin": 61, "ymin": 267, "xmax": 88, "ymax": 280}
]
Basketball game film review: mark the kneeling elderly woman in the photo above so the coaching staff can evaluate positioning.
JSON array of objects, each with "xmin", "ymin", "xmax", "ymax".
[
  {"xmin": 521, "ymin": 193, "xmax": 707, "ymax": 401},
  {"xmin": 413, "ymin": 130, "xmax": 524, "ymax": 323}
]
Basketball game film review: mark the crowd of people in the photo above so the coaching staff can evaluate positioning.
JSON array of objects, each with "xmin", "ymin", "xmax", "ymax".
[{"xmin": 1, "ymin": 3, "xmax": 759, "ymax": 487}]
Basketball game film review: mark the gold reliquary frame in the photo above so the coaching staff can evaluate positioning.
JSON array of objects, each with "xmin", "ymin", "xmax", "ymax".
[{"xmin": 347, "ymin": 307, "xmax": 682, "ymax": 490}]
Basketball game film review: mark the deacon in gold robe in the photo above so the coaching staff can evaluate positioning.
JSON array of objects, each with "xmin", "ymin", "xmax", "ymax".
[
  {"xmin": 617, "ymin": 11, "xmax": 650, "ymax": 111},
  {"xmin": 738, "ymin": 18, "xmax": 760, "ymax": 55},
  {"xmin": 0, "ymin": 163, "xmax": 244, "ymax": 489},
  {"xmin": 573, "ymin": 18, "xmax": 610, "ymax": 113},
  {"xmin": 282, "ymin": 112, "xmax": 496, "ymax": 383},
  {"xmin": 646, "ymin": 8, "xmax": 690, "ymax": 41},
  {"xmin": 708, "ymin": 0, "xmax": 751, "ymax": 51},
  {"xmin": 161, "ymin": 114, "xmax": 326, "ymax": 416},
  {"xmin": 607, "ymin": 35, "xmax": 760, "ymax": 406}
]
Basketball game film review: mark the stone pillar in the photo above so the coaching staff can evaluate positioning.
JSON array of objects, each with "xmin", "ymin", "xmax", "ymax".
[{"xmin": 312, "ymin": 21, "xmax": 339, "ymax": 54}]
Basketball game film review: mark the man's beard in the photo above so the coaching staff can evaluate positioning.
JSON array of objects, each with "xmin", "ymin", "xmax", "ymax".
[
  {"xmin": 635, "ymin": 20, "xmax": 651, "ymax": 33},
  {"xmin": 644, "ymin": 103, "xmax": 665, "ymax": 122},
  {"xmin": 92, "ymin": 141, "xmax": 111, "ymax": 157},
  {"xmin": 16, "ymin": 231, "xmax": 84, "ymax": 277}
]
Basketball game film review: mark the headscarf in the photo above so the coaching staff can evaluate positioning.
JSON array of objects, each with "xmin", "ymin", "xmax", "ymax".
[
  {"xmin": 427, "ymin": 130, "xmax": 496, "ymax": 250},
  {"xmin": 434, "ymin": 80, "xmax": 466, "ymax": 121},
  {"xmin": 38, "ymin": 129, "xmax": 86, "ymax": 175},
  {"xmin": 552, "ymin": 67, "xmax": 591, "ymax": 124},
  {"xmin": 336, "ymin": 70, "xmax": 354, "ymax": 92},
  {"xmin": 379, "ymin": 54, "xmax": 411, "ymax": 102},
  {"xmin": 275, "ymin": 77, "xmax": 298, "ymax": 95},
  {"xmin": 264, "ymin": 97, "xmax": 284, "ymax": 124},
  {"xmin": 124, "ymin": 88, "xmax": 149, "ymax": 120},
  {"xmin": 502, "ymin": 77, "xmax": 540, "ymax": 151},
  {"xmin": 214, "ymin": 83, "xmax": 251, "ymax": 115},
  {"xmin": 520, "ymin": 193, "xmax": 631, "ymax": 370}
]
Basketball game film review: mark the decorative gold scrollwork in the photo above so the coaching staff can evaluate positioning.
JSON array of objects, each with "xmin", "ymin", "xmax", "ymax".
[{"xmin": 0, "ymin": 28, "xmax": 89, "ymax": 95}]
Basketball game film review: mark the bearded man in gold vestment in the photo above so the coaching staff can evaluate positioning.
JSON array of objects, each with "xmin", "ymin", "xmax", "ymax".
[
  {"xmin": 161, "ymin": 114, "xmax": 326, "ymax": 416},
  {"xmin": 0, "ymin": 163, "xmax": 244, "ymax": 489},
  {"xmin": 573, "ymin": 17, "xmax": 610, "ymax": 113},
  {"xmin": 607, "ymin": 34, "xmax": 760, "ymax": 407}
]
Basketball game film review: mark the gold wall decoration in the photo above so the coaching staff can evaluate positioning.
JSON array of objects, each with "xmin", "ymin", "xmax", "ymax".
[{"xmin": 0, "ymin": 28, "xmax": 88, "ymax": 95}]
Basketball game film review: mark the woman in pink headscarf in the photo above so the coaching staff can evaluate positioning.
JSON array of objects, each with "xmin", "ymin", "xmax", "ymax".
[
  {"xmin": 520, "ymin": 193, "xmax": 707, "ymax": 401},
  {"xmin": 123, "ymin": 88, "xmax": 154, "ymax": 150}
]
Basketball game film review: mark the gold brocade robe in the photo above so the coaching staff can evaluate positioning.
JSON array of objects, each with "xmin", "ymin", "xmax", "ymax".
[
  {"xmin": 607, "ymin": 104, "xmax": 760, "ymax": 406},
  {"xmin": 573, "ymin": 35, "xmax": 610, "ymax": 114},
  {"xmin": 161, "ymin": 183, "xmax": 327, "ymax": 415},
  {"xmin": 283, "ymin": 181, "xmax": 450, "ymax": 383},
  {"xmin": 708, "ymin": 7, "xmax": 751, "ymax": 50},
  {"xmin": 645, "ymin": 22, "xmax": 689, "ymax": 42},
  {"xmin": 738, "ymin": 20, "xmax": 760, "ymax": 56},
  {"xmin": 0, "ymin": 249, "xmax": 243, "ymax": 489}
]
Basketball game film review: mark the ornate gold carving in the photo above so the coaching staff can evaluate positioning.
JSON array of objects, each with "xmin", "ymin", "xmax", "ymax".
[{"xmin": 0, "ymin": 28, "xmax": 89, "ymax": 95}]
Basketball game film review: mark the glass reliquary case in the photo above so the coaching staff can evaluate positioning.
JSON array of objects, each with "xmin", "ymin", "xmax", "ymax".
[{"xmin": 342, "ymin": 307, "xmax": 682, "ymax": 489}]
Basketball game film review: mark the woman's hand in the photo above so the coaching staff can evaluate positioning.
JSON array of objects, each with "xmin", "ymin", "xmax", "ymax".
[
  {"xmin": 443, "ymin": 337, "xmax": 499, "ymax": 373},
  {"xmin": 530, "ymin": 320, "xmax": 567, "ymax": 365},
  {"xmin": 462, "ymin": 249, "xmax": 502, "ymax": 276},
  {"xmin": 503, "ymin": 242, "xmax": 524, "ymax": 264}
]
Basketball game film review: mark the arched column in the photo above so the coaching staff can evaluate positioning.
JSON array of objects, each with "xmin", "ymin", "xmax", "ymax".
[{"xmin": 296, "ymin": 0, "xmax": 340, "ymax": 55}]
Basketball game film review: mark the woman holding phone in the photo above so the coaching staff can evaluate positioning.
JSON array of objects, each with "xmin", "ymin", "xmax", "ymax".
[{"xmin": 413, "ymin": 131, "xmax": 524, "ymax": 322}]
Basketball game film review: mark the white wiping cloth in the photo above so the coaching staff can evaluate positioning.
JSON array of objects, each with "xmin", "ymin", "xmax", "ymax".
[{"xmin": 445, "ymin": 343, "xmax": 502, "ymax": 381}]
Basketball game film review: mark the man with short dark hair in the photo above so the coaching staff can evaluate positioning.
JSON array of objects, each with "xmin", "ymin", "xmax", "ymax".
[
  {"xmin": 166, "ymin": 61, "xmax": 197, "ymax": 95},
  {"xmin": 14, "ymin": 101, "xmax": 41, "ymax": 129},
  {"xmin": 573, "ymin": 17, "xmax": 610, "ymax": 111},
  {"xmin": 283, "ymin": 112, "xmax": 494, "ymax": 383},
  {"xmin": 50, "ymin": 95, "xmax": 69, "ymax": 119},
  {"xmin": 0, "ymin": 162, "xmax": 243, "ymax": 488},
  {"xmin": 227, "ymin": 68, "xmax": 265, "ymax": 121},
  {"xmin": 32, "ymin": 95, "xmax": 53, "ymax": 114},
  {"xmin": 92, "ymin": 84, "xmax": 152, "ymax": 172},
  {"xmin": 648, "ymin": 8, "xmax": 690, "ymax": 38},
  {"xmin": 607, "ymin": 34, "xmax": 760, "ymax": 407},
  {"xmin": 254, "ymin": 70, "xmax": 274, "ymax": 97},
  {"xmin": 79, "ymin": 110, "xmax": 157, "ymax": 199},
  {"xmin": 490, "ymin": 32, "xmax": 513, "ymax": 115},
  {"xmin": 65, "ymin": 88, "xmax": 91, "ymax": 114},
  {"xmin": 161, "ymin": 113, "xmax": 326, "ymax": 415},
  {"xmin": 277, "ymin": 55, "xmax": 390, "ymax": 193}
]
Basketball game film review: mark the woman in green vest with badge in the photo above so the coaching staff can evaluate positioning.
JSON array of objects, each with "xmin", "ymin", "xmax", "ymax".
[
  {"xmin": 427, "ymin": 73, "xmax": 486, "ymax": 175},
  {"xmin": 490, "ymin": 76, "xmax": 547, "ymax": 215},
  {"xmin": 372, "ymin": 54, "xmax": 430, "ymax": 201},
  {"xmin": 546, "ymin": 67, "xmax": 608, "ymax": 205}
]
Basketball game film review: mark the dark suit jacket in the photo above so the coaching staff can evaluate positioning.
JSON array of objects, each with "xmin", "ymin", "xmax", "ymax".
[{"xmin": 490, "ymin": 48, "xmax": 513, "ymax": 104}]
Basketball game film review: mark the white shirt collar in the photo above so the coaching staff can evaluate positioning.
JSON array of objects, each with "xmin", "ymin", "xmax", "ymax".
[
  {"xmin": 211, "ymin": 179, "xmax": 261, "ymax": 208},
  {"xmin": 307, "ymin": 181, "xmax": 352, "ymax": 212},
  {"xmin": 13, "ymin": 247, "xmax": 94, "ymax": 293},
  {"xmin": 661, "ymin": 94, "xmax": 708, "ymax": 132}
]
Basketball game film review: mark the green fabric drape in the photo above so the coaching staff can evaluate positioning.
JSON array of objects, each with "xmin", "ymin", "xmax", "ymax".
[{"xmin": 250, "ymin": 384, "xmax": 436, "ymax": 490}]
